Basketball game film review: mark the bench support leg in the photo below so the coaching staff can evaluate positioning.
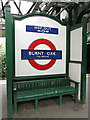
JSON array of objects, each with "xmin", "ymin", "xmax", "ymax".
[
  {"xmin": 14, "ymin": 95, "xmax": 17, "ymax": 114},
  {"xmin": 75, "ymin": 93, "xmax": 78, "ymax": 103},
  {"xmin": 59, "ymin": 95, "xmax": 62, "ymax": 107},
  {"xmin": 75, "ymin": 84, "xmax": 78, "ymax": 103},
  {"xmin": 35, "ymin": 99, "xmax": 38, "ymax": 111}
]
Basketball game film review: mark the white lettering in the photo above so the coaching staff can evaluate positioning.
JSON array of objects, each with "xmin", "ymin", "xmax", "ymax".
[
  {"xmin": 47, "ymin": 52, "xmax": 56, "ymax": 56},
  {"xmin": 47, "ymin": 52, "xmax": 50, "ymax": 55},
  {"xmin": 29, "ymin": 51, "xmax": 44, "ymax": 56},
  {"xmin": 29, "ymin": 52, "xmax": 31, "ymax": 55}
]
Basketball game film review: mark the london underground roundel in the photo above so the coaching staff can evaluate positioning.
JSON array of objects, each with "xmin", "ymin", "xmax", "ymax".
[
  {"xmin": 21, "ymin": 39, "xmax": 62, "ymax": 70},
  {"xmin": 28, "ymin": 39, "xmax": 56, "ymax": 70}
]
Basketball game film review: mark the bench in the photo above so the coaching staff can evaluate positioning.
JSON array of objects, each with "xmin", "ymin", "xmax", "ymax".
[{"xmin": 13, "ymin": 77, "xmax": 79, "ymax": 114}]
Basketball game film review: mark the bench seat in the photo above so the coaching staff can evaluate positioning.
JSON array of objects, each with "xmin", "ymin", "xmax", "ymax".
[
  {"xmin": 13, "ymin": 77, "xmax": 79, "ymax": 114},
  {"xmin": 16, "ymin": 86, "xmax": 76, "ymax": 100}
]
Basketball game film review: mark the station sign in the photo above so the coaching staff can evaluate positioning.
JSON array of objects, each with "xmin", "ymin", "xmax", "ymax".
[
  {"xmin": 26, "ymin": 25, "xmax": 58, "ymax": 34},
  {"xmin": 15, "ymin": 15, "xmax": 66, "ymax": 77}
]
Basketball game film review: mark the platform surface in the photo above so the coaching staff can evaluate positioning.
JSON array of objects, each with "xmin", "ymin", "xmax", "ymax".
[{"xmin": 0, "ymin": 76, "xmax": 89, "ymax": 119}]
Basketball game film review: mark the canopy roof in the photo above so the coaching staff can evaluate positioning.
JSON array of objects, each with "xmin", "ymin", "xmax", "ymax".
[{"xmin": 0, "ymin": 0, "xmax": 90, "ymax": 26}]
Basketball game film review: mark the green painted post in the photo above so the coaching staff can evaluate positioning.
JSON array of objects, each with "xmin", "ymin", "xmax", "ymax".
[
  {"xmin": 81, "ymin": 17, "xmax": 87, "ymax": 104},
  {"xmin": 35, "ymin": 99, "xmax": 38, "ymax": 111},
  {"xmin": 75, "ymin": 84, "xmax": 78, "ymax": 103},
  {"xmin": 59, "ymin": 95, "xmax": 62, "ymax": 107},
  {"xmin": 5, "ymin": 4, "xmax": 13, "ymax": 118},
  {"xmin": 14, "ymin": 94, "xmax": 17, "ymax": 114},
  {"xmin": 66, "ymin": 25, "xmax": 70, "ymax": 76}
]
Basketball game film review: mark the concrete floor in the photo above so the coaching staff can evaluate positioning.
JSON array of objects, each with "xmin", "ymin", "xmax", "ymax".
[
  {"xmin": 0, "ymin": 76, "xmax": 88, "ymax": 119},
  {"xmin": 12, "ymin": 96, "xmax": 88, "ymax": 118}
]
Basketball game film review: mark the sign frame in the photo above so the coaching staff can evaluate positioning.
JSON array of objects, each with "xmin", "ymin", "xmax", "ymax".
[
  {"xmin": 12, "ymin": 13, "xmax": 69, "ymax": 80},
  {"xmin": 70, "ymin": 19, "xmax": 87, "ymax": 104}
]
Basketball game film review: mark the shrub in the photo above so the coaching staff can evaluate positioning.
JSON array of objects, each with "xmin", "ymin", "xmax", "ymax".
[{"xmin": 0, "ymin": 44, "xmax": 6, "ymax": 79}]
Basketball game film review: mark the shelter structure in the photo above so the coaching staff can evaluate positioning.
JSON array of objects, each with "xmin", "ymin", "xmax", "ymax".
[{"xmin": 3, "ymin": 1, "xmax": 88, "ymax": 118}]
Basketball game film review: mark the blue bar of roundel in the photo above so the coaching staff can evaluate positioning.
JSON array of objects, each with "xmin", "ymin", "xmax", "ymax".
[
  {"xmin": 21, "ymin": 50, "xmax": 62, "ymax": 60},
  {"xmin": 26, "ymin": 25, "xmax": 58, "ymax": 34}
]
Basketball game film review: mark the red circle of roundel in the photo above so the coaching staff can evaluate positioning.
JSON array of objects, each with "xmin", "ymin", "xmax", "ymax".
[{"xmin": 28, "ymin": 39, "xmax": 56, "ymax": 70}]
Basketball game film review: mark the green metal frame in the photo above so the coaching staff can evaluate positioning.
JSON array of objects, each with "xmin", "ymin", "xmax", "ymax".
[
  {"xmin": 5, "ymin": 5, "xmax": 13, "ymax": 118},
  {"xmin": 5, "ymin": 3, "xmax": 87, "ymax": 118},
  {"xmin": 70, "ymin": 20, "xmax": 87, "ymax": 104},
  {"xmin": 87, "ymin": 33, "xmax": 90, "ymax": 43},
  {"xmin": 5, "ymin": 5, "xmax": 70, "ymax": 118},
  {"xmin": 12, "ymin": 13, "xmax": 69, "ymax": 80},
  {"xmin": 81, "ymin": 17, "xmax": 87, "ymax": 104}
]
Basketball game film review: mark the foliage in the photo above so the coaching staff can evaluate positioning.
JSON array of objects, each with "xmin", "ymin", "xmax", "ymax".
[{"xmin": 0, "ymin": 43, "xmax": 6, "ymax": 79}]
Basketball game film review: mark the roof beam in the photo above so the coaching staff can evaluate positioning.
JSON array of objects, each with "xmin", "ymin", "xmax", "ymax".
[
  {"xmin": 27, "ymin": 2, "xmax": 36, "ymax": 14},
  {"xmin": 42, "ymin": 2, "xmax": 55, "ymax": 13},
  {"xmin": 1, "ymin": 0, "xmax": 5, "ymax": 18},
  {"xmin": 47, "ymin": 3, "xmax": 58, "ymax": 14},
  {"xmin": 31, "ymin": 2, "xmax": 42, "ymax": 13},
  {"xmin": 13, "ymin": 1, "xmax": 22, "ymax": 15},
  {"xmin": 55, "ymin": 3, "xmax": 72, "ymax": 17},
  {"xmin": 76, "ymin": 3, "xmax": 90, "ymax": 23}
]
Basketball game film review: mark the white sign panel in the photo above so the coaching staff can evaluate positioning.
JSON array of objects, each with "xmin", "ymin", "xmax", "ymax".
[
  {"xmin": 15, "ymin": 16, "xmax": 66, "ymax": 77},
  {"xmin": 70, "ymin": 27, "xmax": 82, "ymax": 61},
  {"xmin": 69, "ymin": 63, "xmax": 81, "ymax": 100}
]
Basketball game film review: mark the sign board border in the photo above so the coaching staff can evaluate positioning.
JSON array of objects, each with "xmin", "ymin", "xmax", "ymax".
[
  {"xmin": 12, "ymin": 13, "xmax": 69, "ymax": 80},
  {"xmin": 70, "ymin": 21, "xmax": 87, "ymax": 104}
]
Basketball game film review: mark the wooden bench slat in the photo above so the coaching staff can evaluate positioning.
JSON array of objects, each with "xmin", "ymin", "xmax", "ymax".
[{"xmin": 16, "ymin": 86, "xmax": 76, "ymax": 99}]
